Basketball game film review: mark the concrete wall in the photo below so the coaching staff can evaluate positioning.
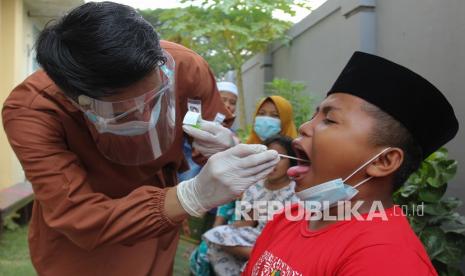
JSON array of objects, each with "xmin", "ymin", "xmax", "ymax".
[
  {"xmin": 241, "ymin": 0, "xmax": 465, "ymax": 213},
  {"xmin": 375, "ymin": 0, "xmax": 465, "ymax": 214},
  {"xmin": 239, "ymin": 53, "xmax": 268, "ymax": 127},
  {"xmin": 242, "ymin": 0, "xmax": 380, "ymax": 121},
  {"xmin": 0, "ymin": 0, "xmax": 27, "ymax": 189}
]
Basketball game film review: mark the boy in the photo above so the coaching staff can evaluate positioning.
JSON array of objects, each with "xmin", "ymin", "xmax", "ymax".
[{"xmin": 243, "ymin": 52, "xmax": 458, "ymax": 275}]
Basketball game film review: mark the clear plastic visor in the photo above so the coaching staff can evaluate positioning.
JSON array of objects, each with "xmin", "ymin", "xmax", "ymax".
[{"xmin": 70, "ymin": 51, "xmax": 177, "ymax": 165}]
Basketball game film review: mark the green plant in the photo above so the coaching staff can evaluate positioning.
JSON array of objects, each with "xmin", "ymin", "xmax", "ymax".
[
  {"xmin": 2, "ymin": 212, "xmax": 20, "ymax": 231},
  {"xmin": 236, "ymin": 124, "xmax": 252, "ymax": 142},
  {"xmin": 264, "ymin": 78, "xmax": 315, "ymax": 128},
  {"xmin": 393, "ymin": 148, "xmax": 465, "ymax": 275},
  {"xmin": 142, "ymin": 0, "xmax": 310, "ymax": 130}
]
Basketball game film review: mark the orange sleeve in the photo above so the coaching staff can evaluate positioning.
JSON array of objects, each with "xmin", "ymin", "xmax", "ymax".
[{"xmin": 2, "ymin": 103, "xmax": 179, "ymax": 251}]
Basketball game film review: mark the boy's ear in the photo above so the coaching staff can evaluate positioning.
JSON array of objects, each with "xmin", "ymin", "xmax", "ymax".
[{"xmin": 366, "ymin": 148, "xmax": 404, "ymax": 177}]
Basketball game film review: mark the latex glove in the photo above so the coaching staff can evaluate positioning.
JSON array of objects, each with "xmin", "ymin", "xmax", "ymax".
[
  {"xmin": 183, "ymin": 120, "xmax": 236, "ymax": 157},
  {"xmin": 176, "ymin": 144, "xmax": 280, "ymax": 217}
]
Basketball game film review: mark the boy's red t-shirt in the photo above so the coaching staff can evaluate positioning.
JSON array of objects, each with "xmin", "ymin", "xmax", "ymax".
[{"xmin": 243, "ymin": 204, "xmax": 437, "ymax": 276}]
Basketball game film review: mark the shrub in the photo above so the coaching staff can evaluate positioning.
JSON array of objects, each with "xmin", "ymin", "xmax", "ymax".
[
  {"xmin": 264, "ymin": 78, "xmax": 315, "ymax": 128},
  {"xmin": 393, "ymin": 148, "xmax": 465, "ymax": 275}
]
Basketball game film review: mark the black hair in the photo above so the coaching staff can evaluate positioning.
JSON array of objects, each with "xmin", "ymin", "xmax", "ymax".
[
  {"xmin": 262, "ymin": 135, "xmax": 297, "ymax": 167},
  {"xmin": 36, "ymin": 1, "xmax": 166, "ymax": 99},
  {"xmin": 362, "ymin": 102, "xmax": 423, "ymax": 191}
]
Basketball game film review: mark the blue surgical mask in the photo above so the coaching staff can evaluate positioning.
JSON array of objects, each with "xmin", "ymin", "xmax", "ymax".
[
  {"xmin": 254, "ymin": 116, "xmax": 281, "ymax": 141},
  {"xmin": 296, "ymin": 147, "xmax": 391, "ymax": 210}
]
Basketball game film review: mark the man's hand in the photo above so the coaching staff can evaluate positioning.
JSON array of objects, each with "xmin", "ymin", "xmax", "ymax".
[
  {"xmin": 183, "ymin": 120, "xmax": 236, "ymax": 157},
  {"xmin": 176, "ymin": 144, "xmax": 280, "ymax": 217}
]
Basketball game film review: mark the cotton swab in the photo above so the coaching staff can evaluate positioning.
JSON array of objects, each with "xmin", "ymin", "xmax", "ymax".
[{"xmin": 278, "ymin": 154, "xmax": 311, "ymax": 163}]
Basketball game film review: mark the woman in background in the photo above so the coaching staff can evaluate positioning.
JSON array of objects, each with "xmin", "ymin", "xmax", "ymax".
[{"xmin": 246, "ymin": 96, "xmax": 298, "ymax": 144}]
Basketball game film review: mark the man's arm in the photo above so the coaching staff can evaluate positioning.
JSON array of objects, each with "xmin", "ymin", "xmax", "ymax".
[{"xmin": 3, "ymin": 105, "xmax": 184, "ymax": 251}]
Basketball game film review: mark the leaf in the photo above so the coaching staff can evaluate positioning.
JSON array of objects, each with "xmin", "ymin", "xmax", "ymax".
[
  {"xmin": 446, "ymin": 266, "xmax": 463, "ymax": 276},
  {"xmin": 441, "ymin": 220, "xmax": 465, "ymax": 234},
  {"xmin": 418, "ymin": 184, "xmax": 447, "ymax": 203},
  {"xmin": 441, "ymin": 213, "xmax": 465, "ymax": 234},
  {"xmin": 441, "ymin": 197, "xmax": 463, "ymax": 211},
  {"xmin": 426, "ymin": 175, "xmax": 444, "ymax": 188},
  {"xmin": 408, "ymin": 215, "xmax": 427, "ymax": 233},
  {"xmin": 424, "ymin": 203, "xmax": 449, "ymax": 216},
  {"xmin": 3, "ymin": 212, "xmax": 20, "ymax": 231},
  {"xmin": 435, "ymin": 233, "xmax": 465, "ymax": 264},
  {"xmin": 400, "ymin": 184, "xmax": 418, "ymax": 198},
  {"xmin": 419, "ymin": 161, "xmax": 435, "ymax": 182},
  {"xmin": 422, "ymin": 160, "xmax": 448, "ymax": 188},
  {"xmin": 439, "ymin": 160, "xmax": 458, "ymax": 183},
  {"xmin": 419, "ymin": 227, "xmax": 446, "ymax": 259},
  {"xmin": 427, "ymin": 147, "xmax": 448, "ymax": 161},
  {"xmin": 432, "ymin": 260, "xmax": 448, "ymax": 275}
]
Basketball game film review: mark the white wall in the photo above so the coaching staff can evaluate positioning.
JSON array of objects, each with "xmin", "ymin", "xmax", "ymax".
[{"xmin": 241, "ymin": 0, "xmax": 465, "ymax": 216}]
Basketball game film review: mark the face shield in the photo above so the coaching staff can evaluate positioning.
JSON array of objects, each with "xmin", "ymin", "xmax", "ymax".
[{"xmin": 70, "ymin": 51, "xmax": 176, "ymax": 165}]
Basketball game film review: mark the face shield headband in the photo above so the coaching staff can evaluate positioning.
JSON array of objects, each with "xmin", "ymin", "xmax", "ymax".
[{"xmin": 69, "ymin": 50, "xmax": 177, "ymax": 165}]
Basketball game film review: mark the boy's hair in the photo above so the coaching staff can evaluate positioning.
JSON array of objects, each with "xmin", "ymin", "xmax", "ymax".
[
  {"xmin": 362, "ymin": 102, "xmax": 423, "ymax": 191},
  {"xmin": 36, "ymin": 2, "xmax": 166, "ymax": 99},
  {"xmin": 263, "ymin": 135, "xmax": 297, "ymax": 167}
]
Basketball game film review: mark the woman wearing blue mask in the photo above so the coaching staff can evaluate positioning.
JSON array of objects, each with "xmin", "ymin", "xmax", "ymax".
[{"xmin": 246, "ymin": 96, "xmax": 298, "ymax": 144}]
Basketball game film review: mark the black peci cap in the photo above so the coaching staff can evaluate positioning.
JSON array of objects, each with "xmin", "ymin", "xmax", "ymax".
[{"xmin": 328, "ymin": 51, "xmax": 459, "ymax": 159}]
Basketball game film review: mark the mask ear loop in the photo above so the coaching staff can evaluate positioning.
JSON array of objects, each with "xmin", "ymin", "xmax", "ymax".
[
  {"xmin": 352, "ymin": 176, "xmax": 374, "ymax": 189},
  {"xmin": 343, "ymin": 147, "xmax": 392, "ymax": 187}
]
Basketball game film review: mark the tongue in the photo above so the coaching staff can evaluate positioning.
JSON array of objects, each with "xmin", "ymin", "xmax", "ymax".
[{"xmin": 287, "ymin": 165, "xmax": 310, "ymax": 177}]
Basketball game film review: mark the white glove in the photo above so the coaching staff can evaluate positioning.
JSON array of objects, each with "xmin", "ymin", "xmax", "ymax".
[
  {"xmin": 176, "ymin": 144, "xmax": 280, "ymax": 217},
  {"xmin": 182, "ymin": 120, "xmax": 236, "ymax": 157}
]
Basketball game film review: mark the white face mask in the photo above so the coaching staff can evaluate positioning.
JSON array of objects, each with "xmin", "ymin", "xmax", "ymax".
[
  {"xmin": 90, "ymin": 96, "xmax": 162, "ymax": 136},
  {"xmin": 296, "ymin": 147, "xmax": 391, "ymax": 209}
]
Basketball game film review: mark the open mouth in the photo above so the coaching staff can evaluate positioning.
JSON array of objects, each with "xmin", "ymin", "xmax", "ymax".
[
  {"xmin": 287, "ymin": 142, "xmax": 311, "ymax": 178},
  {"xmin": 295, "ymin": 148, "xmax": 311, "ymax": 165}
]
